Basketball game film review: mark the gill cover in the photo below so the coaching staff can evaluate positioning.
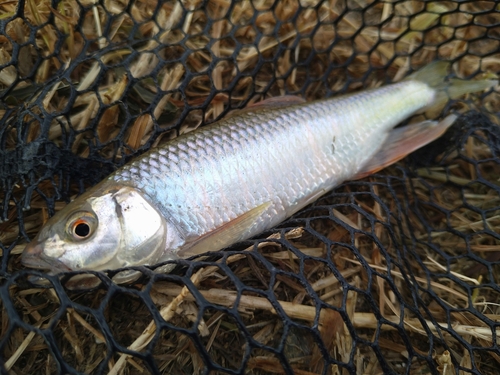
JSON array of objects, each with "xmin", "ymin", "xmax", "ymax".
[
  {"xmin": 22, "ymin": 184, "xmax": 169, "ymax": 273},
  {"xmin": 110, "ymin": 186, "xmax": 168, "ymax": 265}
]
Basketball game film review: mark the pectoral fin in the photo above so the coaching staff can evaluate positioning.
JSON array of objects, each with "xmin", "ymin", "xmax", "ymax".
[
  {"xmin": 178, "ymin": 202, "xmax": 272, "ymax": 258},
  {"xmin": 353, "ymin": 114, "xmax": 457, "ymax": 180}
]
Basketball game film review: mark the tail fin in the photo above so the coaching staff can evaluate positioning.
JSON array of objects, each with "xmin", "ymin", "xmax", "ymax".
[{"xmin": 404, "ymin": 61, "xmax": 497, "ymax": 113}]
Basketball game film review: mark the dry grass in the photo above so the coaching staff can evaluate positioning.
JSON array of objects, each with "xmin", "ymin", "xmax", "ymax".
[{"xmin": 1, "ymin": 0, "xmax": 500, "ymax": 374}]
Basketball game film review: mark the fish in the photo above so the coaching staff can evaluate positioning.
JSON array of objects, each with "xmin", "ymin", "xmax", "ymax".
[{"xmin": 21, "ymin": 62, "xmax": 496, "ymax": 284}]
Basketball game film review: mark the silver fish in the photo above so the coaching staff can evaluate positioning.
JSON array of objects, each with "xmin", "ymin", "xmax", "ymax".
[{"xmin": 21, "ymin": 62, "xmax": 495, "ymax": 283}]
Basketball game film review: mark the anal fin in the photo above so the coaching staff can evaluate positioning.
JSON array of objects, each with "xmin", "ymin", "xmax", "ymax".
[
  {"xmin": 178, "ymin": 201, "xmax": 272, "ymax": 258},
  {"xmin": 353, "ymin": 114, "xmax": 457, "ymax": 180}
]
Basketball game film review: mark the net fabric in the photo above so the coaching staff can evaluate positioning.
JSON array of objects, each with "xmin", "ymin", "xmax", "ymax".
[{"xmin": 1, "ymin": 0, "xmax": 499, "ymax": 374}]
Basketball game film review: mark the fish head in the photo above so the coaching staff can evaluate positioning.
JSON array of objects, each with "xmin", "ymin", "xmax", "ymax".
[{"xmin": 22, "ymin": 183, "xmax": 173, "ymax": 275}]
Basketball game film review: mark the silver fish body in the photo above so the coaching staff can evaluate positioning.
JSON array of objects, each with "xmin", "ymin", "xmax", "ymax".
[
  {"xmin": 113, "ymin": 81, "xmax": 431, "ymax": 251},
  {"xmin": 21, "ymin": 62, "xmax": 495, "ymax": 282}
]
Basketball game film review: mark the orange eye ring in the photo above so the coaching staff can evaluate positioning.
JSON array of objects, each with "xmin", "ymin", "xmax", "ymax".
[
  {"xmin": 72, "ymin": 219, "xmax": 92, "ymax": 239},
  {"xmin": 66, "ymin": 212, "xmax": 97, "ymax": 241}
]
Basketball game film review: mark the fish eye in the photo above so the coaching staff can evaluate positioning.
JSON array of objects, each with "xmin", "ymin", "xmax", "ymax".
[
  {"xmin": 67, "ymin": 213, "xmax": 97, "ymax": 241},
  {"xmin": 73, "ymin": 220, "xmax": 90, "ymax": 238}
]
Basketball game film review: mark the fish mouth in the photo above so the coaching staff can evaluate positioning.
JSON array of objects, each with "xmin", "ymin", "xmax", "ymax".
[{"xmin": 22, "ymin": 241, "xmax": 72, "ymax": 273}]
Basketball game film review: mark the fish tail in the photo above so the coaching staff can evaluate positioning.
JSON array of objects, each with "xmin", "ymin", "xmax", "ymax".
[{"xmin": 405, "ymin": 61, "xmax": 497, "ymax": 112}]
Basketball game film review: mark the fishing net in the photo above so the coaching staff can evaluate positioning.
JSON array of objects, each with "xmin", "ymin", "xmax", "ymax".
[{"xmin": 1, "ymin": 0, "xmax": 499, "ymax": 374}]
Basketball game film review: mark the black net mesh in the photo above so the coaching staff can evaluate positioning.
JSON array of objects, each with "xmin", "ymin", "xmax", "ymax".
[{"xmin": 1, "ymin": 0, "xmax": 500, "ymax": 374}]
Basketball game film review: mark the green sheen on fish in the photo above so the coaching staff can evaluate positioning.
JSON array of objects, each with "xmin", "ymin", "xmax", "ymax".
[{"xmin": 21, "ymin": 62, "xmax": 497, "ymax": 283}]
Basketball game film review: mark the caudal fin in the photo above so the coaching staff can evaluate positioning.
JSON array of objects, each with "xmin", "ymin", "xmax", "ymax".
[{"xmin": 405, "ymin": 61, "xmax": 497, "ymax": 113}]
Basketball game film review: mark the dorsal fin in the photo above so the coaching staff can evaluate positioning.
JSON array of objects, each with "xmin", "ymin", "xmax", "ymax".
[{"xmin": 227, "ymin": 96, "xmax": 306, "ymax": 118}]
